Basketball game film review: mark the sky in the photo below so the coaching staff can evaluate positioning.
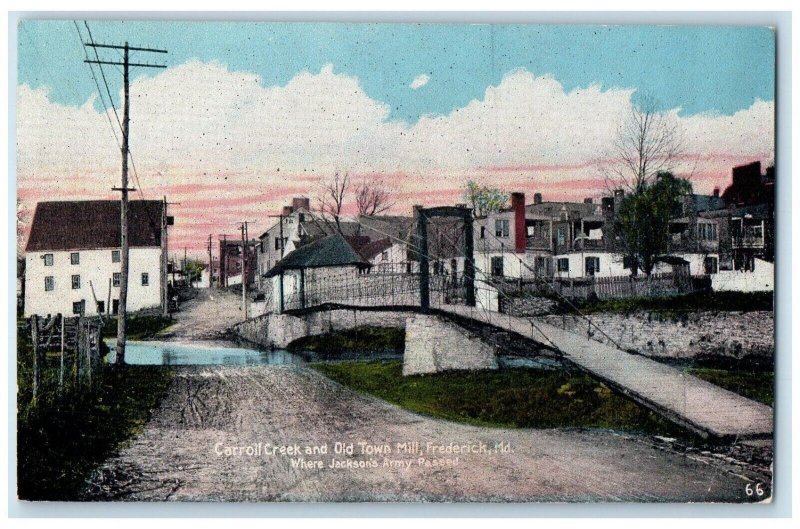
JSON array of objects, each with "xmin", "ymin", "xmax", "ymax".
[{"xmin": 16, "ymin": 21, "xmax": 775, "ymax": 256}]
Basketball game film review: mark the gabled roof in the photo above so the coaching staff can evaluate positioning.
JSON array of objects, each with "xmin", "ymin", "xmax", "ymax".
[
  {"xmin": 358, "ymin": 237, "xmax": 394, "ymax": 260},
  {"xmin": 25, "ymin": 200, "xmax": 164, "ymax": 253},
  {"xmin": 265, "ymin": 233, "xmax": 368, "ymax": 277}
]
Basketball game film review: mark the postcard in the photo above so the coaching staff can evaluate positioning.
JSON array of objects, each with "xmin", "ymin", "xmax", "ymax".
[{"xmin": 15, "ymin": 19, "xmax": 776, "ymax": 504}]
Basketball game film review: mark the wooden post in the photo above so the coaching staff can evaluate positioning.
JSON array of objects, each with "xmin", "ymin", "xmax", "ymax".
[
  {"xmin": 414, "ymin": 205, "xmax": 430, "ymax": 311},
  {"xmin": 30, "ymin": 315, "xmax": 40, "ymax": 404},
  {"xmin": 59, "ymin": 314, "xmax": 65, "ymax": 393}
]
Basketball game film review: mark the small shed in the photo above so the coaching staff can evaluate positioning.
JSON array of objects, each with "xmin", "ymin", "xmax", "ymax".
[{"xmin": 265, "ymin": 233, "xmax": 370, "ymax": 312}]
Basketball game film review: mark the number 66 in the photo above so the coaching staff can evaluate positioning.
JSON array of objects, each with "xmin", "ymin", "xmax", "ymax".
[{"xmin": 745, "ymin": 483, "xmax": 765, "ymax": 496}]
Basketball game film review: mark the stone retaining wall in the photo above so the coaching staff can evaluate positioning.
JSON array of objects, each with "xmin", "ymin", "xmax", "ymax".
[
  {"xmin": 537, "ymin": 311, "xmax": 774, "ymax": 359},
  {"xmin": 232, "ymin": 308, "xmax": 411, "ymax": 349}
]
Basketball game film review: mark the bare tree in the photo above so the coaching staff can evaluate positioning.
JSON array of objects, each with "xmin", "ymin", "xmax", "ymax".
[
  {"xmin": 606, "ymin": 96, "xmax": 685, "ymax": 192},
  {"xmin": 355, "ymin": 178, "xmax": 395, "ymax": 216},
  {"xmin": 318, "ymin": 171, "xmax": 350, "ymax": 233}
]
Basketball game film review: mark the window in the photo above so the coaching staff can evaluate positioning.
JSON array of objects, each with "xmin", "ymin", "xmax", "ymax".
[
  {"xmin": 97, "ymin": 301, "xmax": 105, "ymax": 313},
  {"xmin": 490, "ymin": 256, "xmax": 504, "ymax": 277},
  {"xmin": 44, "ymin": 253, "xmax": 53, "ymax": 266},
  {"xmin": 141, "ymin": 272, "xmax": 149, "ymax": 286},
  {"xmin": 526, "ymin": 225, "xmax": 535, "ymax": 237},
  {"xmin": 112, "ymin": 250, "xmax": 121, "ymax": 263},
  {"xmin": 535, "ymin": 256, "xmax": 547, "ymax": 273},
  {"xmin": 44, "ymin": 276, "xmax": 54, "ymax": 291},
  {"xmin": 70, "ymin": 252, "xmax": 80, "ymax": 265},
  {"xmin": 704, "ymin": 256, "xmax": 719, "ymax": 275},
  {"xmin": 556, "ymin": 226, "xmax": 566, "ymax": 246},
  {"xmin": 557, "ymin": 258, "xmax": 569, "ymax": 272},
  {"xmin": 112, "ymin": 299, "xmax": 119, "ymax": 315},
  {"xmin": 585, "ymin": 256, "xmax": 601, "ymax": 276},
  {"xmin": 495, "ymin": 219, "xmax": 510, "ymax": 237},
  {"xmin": 406, "ymin": 262, "xmax": 413, "ymax": 274},
  {"xmin": 381, "ymin": 251, "xmax": 389, "ymax": 262},
  {"xmin": 275, "ymin": 237, "xmax": 284, "ymax": 250},
  {"xmin": 72, "ymin": 301, "xmax": 85, "ymax": 316},
  {"xmin": 71, "ymin": 274, "xmax": 81, "ymax": 289},
  {"xmin": 113, "ymin": 273, "xmax": 121, "ymax": 287},
  {"xmin": 697, "ymin": 223, "xmax": 718, "ymax": 241},
  {"xmin": 480, "ymin": 226, "xmax": 486, "ymax": 239}
]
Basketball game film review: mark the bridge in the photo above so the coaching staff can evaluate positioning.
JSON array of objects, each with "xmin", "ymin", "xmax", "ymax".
[
  {"xmin": 240, "ymin": 209, "xmax": 773, "ymax": 441},
  {"xmin": 235, "ymin": 299, "xmax": 772, "ymax": 441}
]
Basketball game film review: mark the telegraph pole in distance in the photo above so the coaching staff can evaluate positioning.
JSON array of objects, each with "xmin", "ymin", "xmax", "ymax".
[
  {"xmin": 240, "ymin": 222, "xmax": 248, "ymax": 319},
  {"xmin": 84, "ymin": 40, "xmax": 167, "ymax": 365},
  {"xmin": 208, "ymin": 234, "xmax": 214, "ymax": 288}
]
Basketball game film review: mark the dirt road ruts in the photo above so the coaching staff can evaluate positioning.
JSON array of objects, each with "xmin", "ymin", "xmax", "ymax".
[
  {"xmin": 156, "ymin": 288, "xmax": 245, "ymax": 342},
  {"xmin": 84, "ymin": 365, "xmax": 762, "ymax": 502}
]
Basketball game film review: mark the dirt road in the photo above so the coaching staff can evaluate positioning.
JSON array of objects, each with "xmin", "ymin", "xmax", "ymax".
[
  {"xmin": 84, "ymin": 364, "xmax": 765, "ymax": 502},
  {"xmin": 156, "ymin": 288, "xmax": 245, "ymax": 341}
]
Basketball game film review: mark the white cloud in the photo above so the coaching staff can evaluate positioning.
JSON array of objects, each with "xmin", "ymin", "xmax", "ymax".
[
  {"xmin": 17, "ymin": 62, "xmax": 774, "ymax": 250},
  {"xmin": 410, "ymin": 73, "xmax": 430, "ymax": 90}
]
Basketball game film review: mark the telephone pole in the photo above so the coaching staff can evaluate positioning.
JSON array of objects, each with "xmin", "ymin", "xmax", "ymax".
[
  {"xmin": 208, "ymin": 234, "xmax": 214, "ymax": 288},
  {"xmin": 84, "ymin": 40, "xmax": 167, "ymax": 365},
  {"xmin": 240, "ymin": 222, "xmax": 249, "ymax": 320}
]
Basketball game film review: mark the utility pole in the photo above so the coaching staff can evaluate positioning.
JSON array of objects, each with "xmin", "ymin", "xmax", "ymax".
[
  {"xmin": 240, "ymin": 222, "xmax": 248, "ymax": 319},
  {"xmin": 84, "ymin": 39, "xmax": 167, "ymax": 366},
  {"xmin": 162, "ymin": 197, "xmax": 168, "ymax": 317},
  {"xmin": 208, "ymin": 234, "xmax": 214, "ymax": 288},
  {"xmin": 221, "ymin": 234, "xmax": 227, "ymax": 287},
  {"xmin": 161, "ymin": 198, "xmax": 178, "ymax": 318},
  {"xmin": 267, "ymin": 213, "xmax": 286, "ymax": 259}
]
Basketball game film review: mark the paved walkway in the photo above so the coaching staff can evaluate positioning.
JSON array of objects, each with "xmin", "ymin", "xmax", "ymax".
[{"xmin": 439, "ymin": 305, "xmax": 774, "ymax": 440}]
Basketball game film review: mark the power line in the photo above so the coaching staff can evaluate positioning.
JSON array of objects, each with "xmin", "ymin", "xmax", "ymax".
[{"xmin": 81, "ymin": 21, "xmax": 149, "ymax": 202}]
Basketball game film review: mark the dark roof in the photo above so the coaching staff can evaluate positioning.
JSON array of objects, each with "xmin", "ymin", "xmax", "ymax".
[
  {"xmin": 358, "ymin": 237, "xmax": 393, "ymax": 260},
  {"xmin": 690, "ymin": 194, "xmax": 726, "ymax": 213},
  {"xmin": 525, "ymin": 201, "xmax": 599, "ymax": 219},
  {"xmin": 265, "ymin": 233, "xmax": 368, "ymax": 277},
  {"xmin": 25, "ymin": 200, "xmax": 164, "ymax": 253}
]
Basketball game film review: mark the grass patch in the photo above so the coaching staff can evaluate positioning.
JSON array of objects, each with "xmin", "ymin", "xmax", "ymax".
[
  {"xmin": 102, "ymin": 314, "xmax": 174, "ymax": 340},
  {"xmin": 288, "ymin": 326, "xmax": 405, "ymax": 357},
  {"xmin": 688, "ymin": 368, "xmax": 774, "ymax": 406},
  {"xmin": 312, "ymin": 361, "xmax": 698, "ymax": 440},
  {"xmin": 17, "ymin": 366, "xmax": 174, "ymax": 500},
  {"xmin": 570, "ymin": 291, "xmax": 773, "ymax": 315}
]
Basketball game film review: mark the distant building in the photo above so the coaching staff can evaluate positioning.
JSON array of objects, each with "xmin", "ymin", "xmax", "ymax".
[
  {"xmin": 219, "ymin": 238, "xmax": 259, "ymax": 287},
  {"xmin": 24, "ymin": 200, "xmax": 168, "ymax": 317}
]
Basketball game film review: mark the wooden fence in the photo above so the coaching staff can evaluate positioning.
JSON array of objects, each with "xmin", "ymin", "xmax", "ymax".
[
  {"xmin": 495, "ymin": 272, "xmax": 710, "ymax": 301},
  {"xmin": 26, "ymin": 314, "xmax": 105, "ymax": 407}
]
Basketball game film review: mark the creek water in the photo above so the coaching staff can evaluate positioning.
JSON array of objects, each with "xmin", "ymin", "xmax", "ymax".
[{"xmin": 106, "ymin": 340, "xmax": 305, "ymax": 366}]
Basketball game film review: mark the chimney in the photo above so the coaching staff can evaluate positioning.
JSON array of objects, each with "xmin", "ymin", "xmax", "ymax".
[
  {"xmin": 511, "ymin": 192, "xmax": 526, "ymax": 253},
  {"xmin": 583, "ymin": 198, "xmax": 593, "ymax": 204},
  {"xmin": 601, "ymin": 196, "xmax": 614, "ymax": 214},
  {"xmin": 533, "ymin": 192, "xmax": 543, "ymax": 205},
  {"xmin": 613, "ymin": 189, "xmax": 625, "ymax": 212},
  {"xmin": 292, "ymin": 197, "xmax": 311, "ymax": 211},
  {"xmin": 712, "ymin": 187, "xmax": 720, "ymax": 198},
  {"xmin": 282, "ymin": 206, "xmax": 294, "ymax": 217}
]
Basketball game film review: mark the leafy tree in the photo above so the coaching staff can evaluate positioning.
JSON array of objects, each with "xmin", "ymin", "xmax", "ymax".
[
  {"xmin": 464, "ymin": 180, "xmax": 508, "ymax": 218},
  {"xmin": 184, "ymin": 259, "xmax": 206, "ymax": 285},
  {"xmin": 614, "ymin": 172, "xmax": 692, "ymax": 276}
]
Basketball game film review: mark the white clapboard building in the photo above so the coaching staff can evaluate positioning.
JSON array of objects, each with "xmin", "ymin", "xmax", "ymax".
[{"xmin": 24, "ymin": 200, "xmax": 167, "ymax": 317}]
